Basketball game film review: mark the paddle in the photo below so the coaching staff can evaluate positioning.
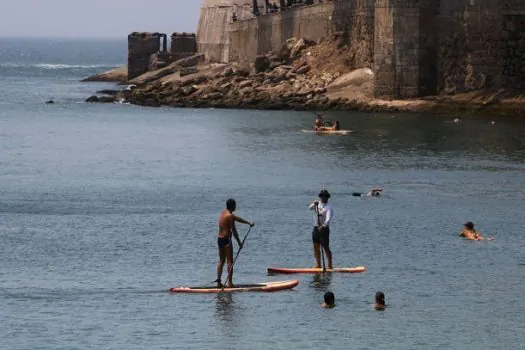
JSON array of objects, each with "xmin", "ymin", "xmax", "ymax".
[
  {"xmin": 221, "ymin": 225, "xmax": 253, "ymax": 291},
  {"xmin": 315, "ymin": 203, "xmax": 326, "ymax": 272}
]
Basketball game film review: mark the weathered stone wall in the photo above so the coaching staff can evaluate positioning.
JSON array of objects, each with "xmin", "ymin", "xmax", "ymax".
[
  {"xmin": 171, "ymin": 32, "xmax": 197, "ymax": 57},
  {"xmin": 331, "ymin": 0, "xmax": 375, "ymax": 68},
  {"xmin": 502, "ymin": 13, "xmax": 525, "ymax": 89},
  {"xmin": 230, "ymin": 4, "xmax": 335, "ymax": 62},
  {"xmin": 229, "ymin": 1, "xmax": 375, "ymax": 68},
  {"xmin": 437, "ymin": 0, "xmax": 525, "ymax": 94},
  {"xmin": 128, "ymin": 32, "xmax": 161, "ymax": 80},
  {"xmin": 194, "ymin": 0, "xmax": 525, "ymax": 98},
  {"xmin": 374, "ymin": 0, "xmax": 439, "ymax": 98},
  {"xmin": 438, "ymin": 0, "xmax": 499, "ymax": 94},
  {"xmin": 197, "ymin": 1, "xmax": 265, "ymax": 62}
]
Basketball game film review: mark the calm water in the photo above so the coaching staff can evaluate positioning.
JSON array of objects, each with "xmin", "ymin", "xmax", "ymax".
[{"xmin": 1, "ymin": 38, "xmax": 525, "ymax": 350}]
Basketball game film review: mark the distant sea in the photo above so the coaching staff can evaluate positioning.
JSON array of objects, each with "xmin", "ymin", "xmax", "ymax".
[
  {"xmin": 0, "ymin": 37, "xmax": 126, "ymax": 104},
  {"xmin": 1, "ymin": 37, "xmax": 525, "ymax": 350}
]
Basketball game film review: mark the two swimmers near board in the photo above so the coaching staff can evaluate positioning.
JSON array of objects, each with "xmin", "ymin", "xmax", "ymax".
[{"xmin": 320, "ymin": 291, "xmax": 387, "ymax": 310}]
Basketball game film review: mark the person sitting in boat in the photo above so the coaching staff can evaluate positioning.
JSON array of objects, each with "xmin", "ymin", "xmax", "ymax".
[
  {"xmin": 316, "ymin": 120, "xmax": 340, "ymax": 131},
  {"xmin": 375, "ymin": 291, "xmax": 386, "ymax": 310},
  {"xmin": 352, "ymin": 188, "xmax": 383, "ymax": 197},
  {"xmin": 321, "ymin": 291, "xmax": 336, "ymax": 308},
  {"xmin": 314, "ymin": 114, "xmax": 324, "ymax": 129}
]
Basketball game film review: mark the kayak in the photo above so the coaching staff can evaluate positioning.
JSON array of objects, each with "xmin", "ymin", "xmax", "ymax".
[
  {"xmin": 302, "ymin": 129, "xmax": 353, "ymax": 135},
  {"xmin": 267, "ymin": 266, "xmax": 367, "ymax": 274},
  {"xmin": 169, "ymin": 279, "xmax": 300, "ymax": 293}
]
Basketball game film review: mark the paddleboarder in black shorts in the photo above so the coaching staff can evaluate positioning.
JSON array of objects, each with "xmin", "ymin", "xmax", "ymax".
[
  {"xmin": 216, "ymin": 198, "xmax": 254, "ymax": 288},
  {"xmin": 308, "ymin": 189, "xmax": 333, "ymax": 269}
]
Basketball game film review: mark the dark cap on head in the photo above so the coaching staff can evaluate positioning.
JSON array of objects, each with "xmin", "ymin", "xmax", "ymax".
[
  {"xmin": 226, "ymin": 198, "xmax": 236, "ymax": 211},
  {"xmin": 464, "ymin": 221, "xmax": 474, "ymax": 229},
  {"xmin": 318, "ymin": 189, "xmax": 331, "ymax": 198}
]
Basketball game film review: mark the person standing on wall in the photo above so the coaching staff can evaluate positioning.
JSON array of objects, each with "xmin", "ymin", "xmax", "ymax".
[{"xmin": 308, "ymin": 189, "xmax": 333, "ymax": 269}]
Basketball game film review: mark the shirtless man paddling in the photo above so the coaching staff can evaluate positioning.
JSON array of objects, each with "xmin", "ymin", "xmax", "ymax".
[{"xmin": 216, "ymin": 198, "xmax": 254, "ymax": 288}]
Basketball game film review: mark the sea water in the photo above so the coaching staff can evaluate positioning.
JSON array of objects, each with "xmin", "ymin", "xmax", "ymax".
[{"xmin": 1, "ymin": 37, "xmax": 524, "ymax": 349}]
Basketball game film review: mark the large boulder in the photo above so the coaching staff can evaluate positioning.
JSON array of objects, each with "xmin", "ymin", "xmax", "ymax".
[
  {"xmin": 254, "ymin": 55, "xmax": 271, "ymax": 73},
  {"xmin": 295, "ymin": 65, "xmax": 310, "ymax": 75},
  {"xmin": 279, "ymin": 37, "xmax": 298, "ymax": 61},
  {"xmin": 222, "ymin": 67, "xmax": 234, "ymax": 77},
  {"xmin": 96, "ymin": 89, "xmax": 119, "ymax": 96},
  {"xmin": 85, "ymin": 95, "xmax": 99, "ymax": 103},
  {"xmin": 290, "ymin": 38, "xmax": 316, "ymax": 59},
  {"xmin": 238, "ymin": 80, "xmax": 253, "ymax": 89},
  {"xmin": 174, "ymin": 54, "xmax": 205, "ymax": 68},
  {"xmin": 180, "ymin": 67, "xmax": 199, "ymax": 77},
  {"xmin": 98, "ymin": 96, "xmax": 117, "ymax": 103},
  {"xmin": 272, "ymin": 66, "xmax": 290, "ymax": 83},
  {"xmin": 327, "ymin": 68, "xmax": 374, "ymax": 89}
]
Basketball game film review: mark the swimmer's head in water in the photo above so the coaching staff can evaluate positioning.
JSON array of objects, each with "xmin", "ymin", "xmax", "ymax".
[
  {"xmin": 375, "ymin": 291, "xmax": 385, "ymax": 305},
  {"xmin": 464, "ymin": 222, "xmax": 474, "ymax": 230},
  {"xmin": 226, "ymin": 198, "xmax": 236, "ymax": 212},
  {"xmin": 324, "ymin": 291, "xmax": 335, "ymax": 305}
]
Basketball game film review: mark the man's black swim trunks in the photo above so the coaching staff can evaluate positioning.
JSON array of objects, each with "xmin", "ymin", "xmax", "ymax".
[{"xmin": 217, "ymin": 236, "xmax": 232, "ymax": 248}]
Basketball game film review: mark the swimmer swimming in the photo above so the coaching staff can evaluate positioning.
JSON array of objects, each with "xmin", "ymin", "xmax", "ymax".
[
  {"xmin": 375, "ymin": 291, "xmax": 386, "ymax": 310},
  {"xmin": 321, "ymin": 291, "xmax": 336, "ymax": 308},
  {"xmin": 352, "ymin": 188, "xmax": 383, "ymax": 197},
  {"xmin": 459, "ymin": 222, "xmax": 494, "ymax": 241}
]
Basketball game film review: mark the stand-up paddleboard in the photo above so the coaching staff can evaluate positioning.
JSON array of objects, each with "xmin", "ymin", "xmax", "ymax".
[
  {"xmin": 169, "ymin": 280, "xmax": 299, "ymax": 293},
  {"xmin": 301, "ymin": 129, "xmax": 353, "ymax": 135},
  {"xmin": 267, "ymin": 266, "xmax": 366, "ymax": 274}
]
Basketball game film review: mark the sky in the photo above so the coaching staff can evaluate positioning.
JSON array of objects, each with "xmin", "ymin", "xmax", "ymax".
[{"xmin": 0, "ymin": 0, "xmax": 201, "ymax": 38}]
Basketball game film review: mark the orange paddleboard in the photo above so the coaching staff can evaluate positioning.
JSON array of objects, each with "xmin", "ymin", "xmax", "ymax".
[
  {"xmin": 267, "ymin": 267, "xmax": 367, "ymax": 274},
  {"xmin": 169, "ymin": 280, "xmax": 299, "ymax": 293}
]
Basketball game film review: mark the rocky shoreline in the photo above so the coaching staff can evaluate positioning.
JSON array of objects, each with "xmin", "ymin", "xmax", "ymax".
[{"xmin": 84, "ymin": 38, "xmax": 525, "ymax": 118}]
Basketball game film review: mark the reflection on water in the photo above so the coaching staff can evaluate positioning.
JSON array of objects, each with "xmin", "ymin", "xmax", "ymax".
[
  {"xmin": 310, "ymin": 273, "xmax": 333, "ymax": 291},
  {"xmin": 215, "ymin": 293, "xmax": 235, "ymax": 322}
]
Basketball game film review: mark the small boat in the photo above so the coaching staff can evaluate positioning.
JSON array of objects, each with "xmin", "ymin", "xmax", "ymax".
[
  {"xmin": 301, "ymin": 129, "xmax": 353, "ymax": 135},
  {"xmin": 169, "ymin": 279, "xmax": 300, "ymax": 293}
]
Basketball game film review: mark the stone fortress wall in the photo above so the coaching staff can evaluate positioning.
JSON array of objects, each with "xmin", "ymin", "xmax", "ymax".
[
  {"xmin": 198, "ymin": 0, "xmax": 525, "ymax": 98},
  {"xmin": 128, "ymin": 32, "xmax": 198, "ymax": 80}
]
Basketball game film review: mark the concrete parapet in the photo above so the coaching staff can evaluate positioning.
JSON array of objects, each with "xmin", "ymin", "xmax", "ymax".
[
  {"xmin": 171, "ymin": 32, "xmax": 198, "ymax": 64},
  {"xmin": 128, "ymin": 32, "xmax": 162, "ymax": 80}
]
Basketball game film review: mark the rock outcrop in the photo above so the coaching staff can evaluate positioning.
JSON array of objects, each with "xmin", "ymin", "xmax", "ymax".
[
  {"xmin": 82, "ymin": 65, "xmax": 128, "ymax": 83},
  {"xmin": 84, "ymin": 37, "xmax": 525, "ymax": 116},
  {"xmin": 108, "ymin": 38, "xmax": 383, "ymax": 111},
  {"xmin": 83, "ymin": 37, "xmax": 398, "ymax": 112}
]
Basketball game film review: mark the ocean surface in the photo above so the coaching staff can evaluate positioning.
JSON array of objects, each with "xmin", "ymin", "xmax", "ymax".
[{"xmin": 1, "ymin": 37, "xmax": 524, "ymax": 350}]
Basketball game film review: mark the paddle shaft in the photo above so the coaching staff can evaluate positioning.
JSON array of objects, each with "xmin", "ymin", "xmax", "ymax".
[
  {"xmin": 315, "ymin": 203, "xmax": 326, "ymax": 272},
  {"xmin": 222, "ymin": 226, "xmax": 253, "ymax": 290}
]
